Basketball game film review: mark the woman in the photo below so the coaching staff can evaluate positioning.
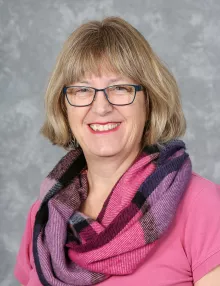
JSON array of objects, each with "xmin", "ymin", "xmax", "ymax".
[{"xmin": 14, "ymin": 17, "xmax": 220, "ymax": 286}]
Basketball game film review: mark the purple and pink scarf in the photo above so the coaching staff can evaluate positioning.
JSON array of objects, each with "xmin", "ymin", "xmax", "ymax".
[{"xmin": 33, "ymin": 140, "xmax": 192, "ymax": 285}]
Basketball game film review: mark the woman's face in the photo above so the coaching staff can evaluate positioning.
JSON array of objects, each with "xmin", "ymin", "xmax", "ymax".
[{"xmin": 65, "ymin": 69, "xmax": 147, "ymax": 160}]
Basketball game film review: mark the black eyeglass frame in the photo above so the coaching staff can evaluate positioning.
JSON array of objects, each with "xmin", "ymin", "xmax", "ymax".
[{"xmin": 63, "ymin": 84, "xmax": 144, "ymax": 107}]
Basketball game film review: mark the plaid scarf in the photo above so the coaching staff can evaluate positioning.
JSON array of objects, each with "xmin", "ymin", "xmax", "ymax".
[{"xmin": 33, "ymin": 140, "xmax": 192, "ymax": 286}]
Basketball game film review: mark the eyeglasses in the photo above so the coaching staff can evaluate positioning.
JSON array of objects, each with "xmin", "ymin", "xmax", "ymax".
[{"xmin": 63, "ymin": 84, "xmax": 143, "ymax": 107}]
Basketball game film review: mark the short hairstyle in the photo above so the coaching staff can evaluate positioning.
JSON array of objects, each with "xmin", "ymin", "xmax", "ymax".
[{"xmin": 41, "ymin": 16, "xmax": 186, "ymax": 149}]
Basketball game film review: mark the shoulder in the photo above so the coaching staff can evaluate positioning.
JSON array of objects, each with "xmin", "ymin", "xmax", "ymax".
[
  {"xmin": 180, "ymin": 172, "xmax": 220, "ymax": 217},
  {"xmin": 179, "ymin": 172, "xmax": 220, "ymax": 240},
  {"xmin": 190, "ymin": 172, "xmax": 219, "ymax": 190},
  {"xmin": 189, "ymin": 171, "xmax": 219, "ymax": 194},
  {"xmin": 22, "ymin": 200, "xmax": 41, "ymax": 240},
  {"xmin": 14, "ymin": 200, "xmax": 41, "ymax": 284},
  {"xmin": 179, "ymin": 172, "xmax": 220, "ymax": 283},
  {"xmin": 29, "ymin": 200, "xmax": 41, "ymax": 226}
]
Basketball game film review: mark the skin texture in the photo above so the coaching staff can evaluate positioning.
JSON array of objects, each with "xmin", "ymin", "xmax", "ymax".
[
  {"xmin": 65, "ymin": 69, "xmax": 147, "ymax": 217},
  {"xmin": 194, "ymin": 266, "xmax": 220, "ymax": 285}
]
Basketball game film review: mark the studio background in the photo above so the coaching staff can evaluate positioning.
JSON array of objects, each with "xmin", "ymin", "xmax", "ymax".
[{"xmin": 0, "ymin": 0, "xmax": 219, "ymax": 285}]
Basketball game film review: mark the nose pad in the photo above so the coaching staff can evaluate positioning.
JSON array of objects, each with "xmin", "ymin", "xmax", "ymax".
[
  {"xmin": 91, "ymin": 90, "xmax": 112, "ymax": 114},
  {"xmin": 93, "ymin": 90, "xmax": 108, "ymax": 102}
]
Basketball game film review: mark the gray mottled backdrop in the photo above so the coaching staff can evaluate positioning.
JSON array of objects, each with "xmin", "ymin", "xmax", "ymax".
[{"xmin": 0, "ymin": 0, "xmax": 219, "ymax": 285}]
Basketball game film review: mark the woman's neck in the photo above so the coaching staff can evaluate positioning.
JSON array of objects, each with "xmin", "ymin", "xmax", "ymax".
[{"xmin": 85, "ymin": 148, "xmax": 141, "ymax": 200}]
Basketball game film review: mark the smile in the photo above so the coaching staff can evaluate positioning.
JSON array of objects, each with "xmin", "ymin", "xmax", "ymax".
[{"xmin": 89, "ymin": 123, "xmax": 121, "ymax": 132}]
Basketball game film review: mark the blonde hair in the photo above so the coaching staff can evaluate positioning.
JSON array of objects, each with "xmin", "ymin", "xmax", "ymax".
[{"xmin": 41, "ymin": 16, "xmax": 186, "ymax": 149}]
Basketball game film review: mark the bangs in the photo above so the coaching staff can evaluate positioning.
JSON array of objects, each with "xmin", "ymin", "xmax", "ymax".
[
  {"xmin": 62, "ymin": 25, "xmax": 144, "ymax": 86},
  {"xmin": 63, "ymin": 50, "xmax": 119, "ymax": 85}
]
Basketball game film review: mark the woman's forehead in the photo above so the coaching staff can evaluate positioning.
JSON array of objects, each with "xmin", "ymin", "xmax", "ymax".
[
  {"xmin": 71, "ymin": 73, "xmax": 136, "ymax": 86},
  {"xmin": 78, "ymin": 72, "xmax": 129, "ymax": 82}
]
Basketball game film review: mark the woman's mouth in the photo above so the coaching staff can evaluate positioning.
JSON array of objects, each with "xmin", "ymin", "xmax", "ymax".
[{"xmin": 88, "ymin": 122, "xmax": 121, "ymax": 133}]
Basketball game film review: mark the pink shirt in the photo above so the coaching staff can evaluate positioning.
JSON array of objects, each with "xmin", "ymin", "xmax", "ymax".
[{"xmin": 14, "ymin": 172, "xmax": 220, "ymax": 286}]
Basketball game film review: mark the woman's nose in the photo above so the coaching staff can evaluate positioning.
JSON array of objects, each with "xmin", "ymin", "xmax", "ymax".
[{"xmin": 91, "ymin": 90, "xmax": 113, "ymax": 115}]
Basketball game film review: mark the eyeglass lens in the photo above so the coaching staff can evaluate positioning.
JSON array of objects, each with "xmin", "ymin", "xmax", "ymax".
[{"xmin": 65, "ymin": 85, "xmax": 136, "ymax": 106}]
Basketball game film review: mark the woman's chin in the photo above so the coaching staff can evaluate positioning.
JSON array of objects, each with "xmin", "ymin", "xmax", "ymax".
[{"xmin": 85, "ymin": 145, "xmax": 123, "ymax": 158}]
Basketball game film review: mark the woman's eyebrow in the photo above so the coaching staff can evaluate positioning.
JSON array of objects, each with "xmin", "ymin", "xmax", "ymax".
[
  {"xmin": 78, "ymin": 77, "xmax": 127, "ymax": 85},
  {"xmin": 108, "ymin": 77, "xmax": 126, "ymax": 84},
  {"xmin": 78, "ymin": 80, "xmax": 90, "ymax": 84}
]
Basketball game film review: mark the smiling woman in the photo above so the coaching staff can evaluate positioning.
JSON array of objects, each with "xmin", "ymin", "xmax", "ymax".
[{"xmin": 14, "ymin": 17, "xmax": 220, "ymax": 286}]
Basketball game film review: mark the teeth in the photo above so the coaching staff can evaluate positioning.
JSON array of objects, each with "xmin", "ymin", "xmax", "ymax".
[{"xmin": 90, "ymin": 123, "xmax": 120, "ymax": 131}]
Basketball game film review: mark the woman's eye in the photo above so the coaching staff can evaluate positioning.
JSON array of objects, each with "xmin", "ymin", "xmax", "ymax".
[
  {"xmin": 115, "ymin": 86, "xmax": 126, "ymax": 90},
  {"xmin": 77, "ymin": 88, "xmax": 89, "ymax": 93}
]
